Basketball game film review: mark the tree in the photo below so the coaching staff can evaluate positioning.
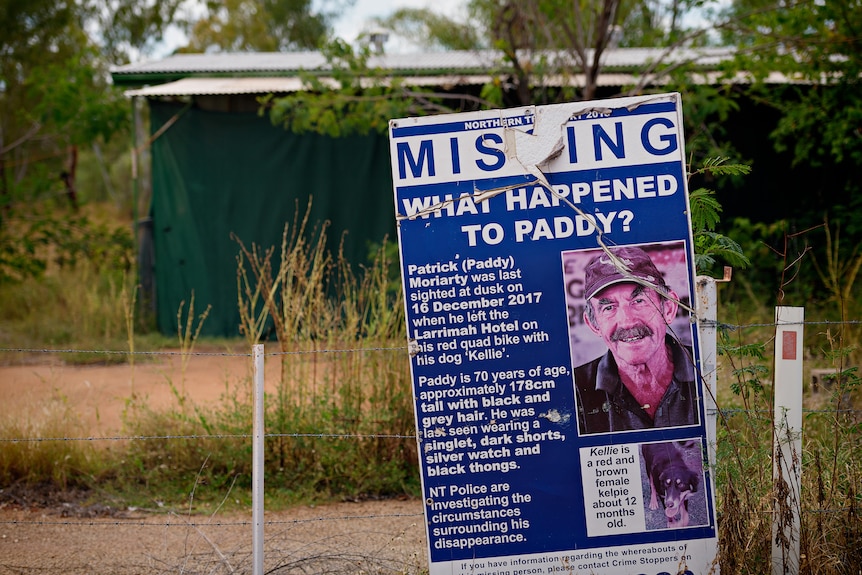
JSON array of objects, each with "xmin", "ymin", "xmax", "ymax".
[
  {"xmin": 371, "ymin": 0, "xmax": 718, "ymax": 105},
  {"xmin": 367, "ymin": 7, "xmax": 481, "ymax": 52},
  {"xmin": 0, "ymin": 0, "xmax": 177, "ymax": 281},
  {"xmin": 267, "ymin": 0, "xmax": 731, "ymax": 137},
  {"xmin": 712, "ymin": 0, "xmax": 862, "ymax": 247},
  {"xmin": 1, "ymin": 0, "xmax": 194, "ymax": 208},
  {"xmin": 724, "ymin": 0, "xmax": 862, "ymax": 169},
  {"xmin": 2, "ymin": 0, "xmax": 99, "ymax": 206},
  {"xmin": 181, "ymin": 0, "xmax": 349, "ymax": 52}
]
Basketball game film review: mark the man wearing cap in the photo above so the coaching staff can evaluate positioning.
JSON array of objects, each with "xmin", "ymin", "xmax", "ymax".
[{"xmin": 574, "ymin": 245, "xmax": 698, "ymax": 434}]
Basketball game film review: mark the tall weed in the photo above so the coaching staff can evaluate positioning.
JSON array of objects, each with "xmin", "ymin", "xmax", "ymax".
[
  {"xmin": 0, "ymin": 260, "xmax": 132, "ymax": 360},
  {"xmin": 120, "ymin": 213, "xmax": 415, "ymax": 505},
  {"xmin": 715, "ymin": 297, "xmax": 862, "ymax": 574},
  {"xmin": 0, "ymin": 395, "xmax": 102, "ymax": 489}
]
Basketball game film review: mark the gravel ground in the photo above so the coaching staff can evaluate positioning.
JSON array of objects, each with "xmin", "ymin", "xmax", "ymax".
[{"xmin": 0, "ymin": 496, "xmax": 428, "ymax": 574}]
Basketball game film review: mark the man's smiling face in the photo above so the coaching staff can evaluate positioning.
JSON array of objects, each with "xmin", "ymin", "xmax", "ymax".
[{"xmin": 584, "ymin": 282, "xmax": 678, "ymax": 369}]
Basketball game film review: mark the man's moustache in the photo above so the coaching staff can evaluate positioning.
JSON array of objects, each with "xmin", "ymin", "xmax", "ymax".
[{"xmin": 610, "ymin": 325, "xmax": 653, "ymax": 342}]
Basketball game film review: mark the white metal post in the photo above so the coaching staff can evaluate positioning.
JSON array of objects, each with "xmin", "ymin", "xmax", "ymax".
[
  {"xmin": 772, "ymin": 307, "xmax": 804, "ymax": 575},
  {"xmin": 695, "ymin": 275, "xmax": 719, "ymax": 471},
  {"xmin": 252, "ymin": 343, "xmax": 265, "ymax": 575}
]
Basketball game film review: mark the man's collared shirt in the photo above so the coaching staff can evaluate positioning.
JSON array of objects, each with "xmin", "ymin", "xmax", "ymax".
[{"xmin": 574, "ymin": 337, "xmax": 699, "ymax": 434}]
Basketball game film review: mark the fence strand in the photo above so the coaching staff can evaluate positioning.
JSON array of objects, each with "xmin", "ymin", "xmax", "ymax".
[
  {"xmin": 0, "ymin": 512, "xmax": 425, "ymax": 529},
  {"xmin": 0, "ymin": 433, "xmax": 418, "ymax": 443}
]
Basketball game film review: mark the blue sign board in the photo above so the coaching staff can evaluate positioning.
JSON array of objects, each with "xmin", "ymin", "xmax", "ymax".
[{"xmin": 390, "ymin": 93, "xmax": 718, "ymax": 575}]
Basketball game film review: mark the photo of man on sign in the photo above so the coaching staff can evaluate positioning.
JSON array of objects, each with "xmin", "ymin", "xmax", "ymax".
[{"xmin": 564, "ymin": 243, "xmax": 699, "ymax": 435}]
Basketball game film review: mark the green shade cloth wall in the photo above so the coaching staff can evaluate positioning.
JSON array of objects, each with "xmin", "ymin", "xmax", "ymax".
[{"xmin": 148, "ymin": 100, "xmax": 395, "ymax": 337}]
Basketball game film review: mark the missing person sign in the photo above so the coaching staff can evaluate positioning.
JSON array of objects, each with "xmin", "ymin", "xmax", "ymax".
[{"xmin": 390, "ymin": 93, "xmax": 718, "ymax": 575}]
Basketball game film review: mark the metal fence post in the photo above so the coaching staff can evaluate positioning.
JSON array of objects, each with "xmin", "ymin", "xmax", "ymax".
[
  {"xmin": 252, "ymin": 343, "xmax": 265, "ymax": 575},
  {"xmin": 695, "ymin": 275, "xmax": 719, "ymax": 472},
  {"xmin": 772, "ymin": 306, "xmax": 804, "ymax": 575}
]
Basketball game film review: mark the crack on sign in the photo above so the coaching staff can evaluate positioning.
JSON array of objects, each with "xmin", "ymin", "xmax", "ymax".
[
  {"xmin": 505, "ymin": 103, "xmax": 607, "ymax": 192},
  {"xmin": 396, "ymin": 96, "xmax": 679, "ymax": 222}
]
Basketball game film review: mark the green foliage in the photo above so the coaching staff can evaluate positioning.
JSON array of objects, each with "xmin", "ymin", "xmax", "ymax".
[
  {"xmin": 182, "ymin": 0, "xmax": 333, "ymax": 52},
  {"xmin": 725, "ymin": 0, "xmax": 862, "ymax": 171},
  {"xmin": 263, "ymin": 39, "xmax": 465, "ymax": 136},
  {"xmin": 715, "ymin": 316, "xmax": 862, "ymax": 575},
  {"xmin": 27, "ymin": 51, "xmax": 129, "ymax": 147},
  {"xmin": 695, "ymin": 230, "xmax": 751, "ymax": 272},
  {"xmin": 0, "ymin": 0, "xmax": 133, "ymax": 285},
  {"xmin": 89, "ymin": 0, "xmax": 187, "ymax": 64},
  {"xmin": 771, "ymin": 84, "xmax": 862, "ymax": 168},
  {"xmin": 0, "ymin": 0, "xmax": 76, "ymax": 63},
  {"xmin": 271, "ymin": 0, "xmax": 737, "ymax": 127},
  {"xmin": 689, "ymin": 188, "xmax": 723, "ymax": 233},
  {"xmin": 688, "ymin": 158, "xmax": 751, "ymax": 273},
  {"xmin": 672, "ymin": 82, "xmax": 743, "ymax": 166},
  {"xmin": 463, "ymin": 0, "xmax": 726, "ymax": 103},
  {"xmin": 0, "ymin": 0, "xmax": 134, "ymax": 277},
  {"xmin": 0, "ymin": 205, "xmax": 133, "ymax": 283},
  {"xmin": 692, "ymin": 156, "xmax": 752, "ymax": 180},
  {"xmin": 689, "ymin": 159, "xmax": 752, "ymax": 272}
]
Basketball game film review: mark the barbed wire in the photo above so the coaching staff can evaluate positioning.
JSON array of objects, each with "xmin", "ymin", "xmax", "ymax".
[
  {"xmin": 720, "ymin": 408, "xmax": 862, "ymax": 416},
  {"xmin": 0, "ymin": 512, "xmax": 425, "ymax": 529},
  {"xmin": 2, "ymin": 506, "xmax": 858, "ymax": 529},
  {"xmin": 0, "ymin": 345, "xmax": 407, "ymax": 357},
  {"xmin": 2, "ymin": 407, "xmax": 859, "ymax": 445},
  {"xmin": 0, "ymin": 318, "xmax": 861, "ymax": 358},
  {"xmin": 0, "ymin": 432, "xmax": 418, "ymax": 443},
  {"xmin": 701, "ymin": 318, "xmax": 862, "ymax": 331},
  {"xmin": 0, "ymin": 327, "xmax": 859, "ymax": 445},
  {"xmin": 0, "ymin": 331, "xmax": 858, "ymax": 553}
]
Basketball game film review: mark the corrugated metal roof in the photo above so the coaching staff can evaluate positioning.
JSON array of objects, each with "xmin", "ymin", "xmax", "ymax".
[
  {"xmin": 111, "ymin": 47, "xmax": 735, "ymax": 80},
  {"xmin": 124, "ymin": 77, "xmax": 309, "ymax": 96},
  {"xmin": 112, "ymin": 52, "xmax": 329, "ymax": 76},
  {"xmin": 122, "ymin": 75, "xmax": 501, "ymax": 97},
  {"xmin": 113, "ymin": 47, "xmax": 751, "ymax": 97},
  {"xmin": 123, "ymin": 72, "xmax": 691, "ymax": 97}
]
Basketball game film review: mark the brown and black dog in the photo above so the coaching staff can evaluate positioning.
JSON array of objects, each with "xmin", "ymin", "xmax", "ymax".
[{"xmin": 641, "ymin": 441, "xmax": 699, "ymax": 528}]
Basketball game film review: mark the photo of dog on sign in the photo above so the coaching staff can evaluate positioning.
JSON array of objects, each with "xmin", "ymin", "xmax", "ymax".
[{"xmin": 639, "ymin": 440, "xmax": 708, "ymax": 530}]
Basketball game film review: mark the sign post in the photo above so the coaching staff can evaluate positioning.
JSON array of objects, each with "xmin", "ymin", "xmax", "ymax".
[{"xmin": 391, "ymin": 93, "xmax": 719, "ymax": 575}]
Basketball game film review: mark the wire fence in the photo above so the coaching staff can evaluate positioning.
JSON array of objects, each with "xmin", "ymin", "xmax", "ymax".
[{"xmin": 0, "ymin": 317, "xmax": 860, "ymax": 574}]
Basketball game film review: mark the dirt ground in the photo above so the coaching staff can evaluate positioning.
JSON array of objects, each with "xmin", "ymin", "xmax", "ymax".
[
  {"xmin": 0, "ymin": 350, "xmax": 281, "ymax": 435},
  {"xmin": 0, "ymin": 498, "xmax": 427, "ymax": 574},
  {"xmin": 0, "ymin": 350, "xmax": 428, "ymax": 574}
]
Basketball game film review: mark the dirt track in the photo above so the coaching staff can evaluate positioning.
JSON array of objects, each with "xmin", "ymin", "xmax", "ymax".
[
  {"xmin": 0, "ymin": 350, "xmax": 280, "ymax": 435},
  {"xmin": 0, "ymin": 351, "xmax": 428, "ymax": 574}
]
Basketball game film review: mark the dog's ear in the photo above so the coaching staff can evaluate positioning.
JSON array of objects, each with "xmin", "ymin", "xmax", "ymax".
[{"xmin": 687, "ymin": 470, "xmax": 699, "ymax": 493}]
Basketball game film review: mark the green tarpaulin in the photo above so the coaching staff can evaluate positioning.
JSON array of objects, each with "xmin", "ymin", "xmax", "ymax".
[{"xmin": 148, "ymin": 100, "xmax": 395, "ymax": 337}]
